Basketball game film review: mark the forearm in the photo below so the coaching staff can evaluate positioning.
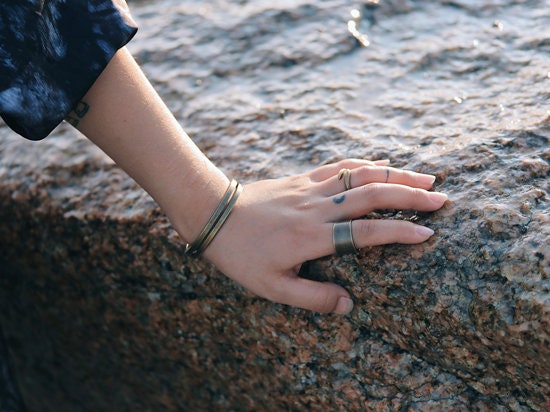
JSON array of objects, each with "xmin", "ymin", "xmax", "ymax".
[{"xmin": 68, "ymin": 47, "xmax": 228, "ymax": 242}]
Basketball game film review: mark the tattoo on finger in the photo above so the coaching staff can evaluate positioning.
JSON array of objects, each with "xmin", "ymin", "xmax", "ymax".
[
  {"xmin": 333, "ymin": 194, "xmax": 346, "ymax": 204},
  {"xmin": 385, "ymin": 168, "xmax": 390, "ymax": 183}
]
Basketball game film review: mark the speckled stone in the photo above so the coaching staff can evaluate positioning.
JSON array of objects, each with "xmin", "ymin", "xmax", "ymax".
[
  {"xmin": 1, "ymin": 1, "xmax": 549, "ymax": 411},
  {"xmin": 0, "ymin": 121, "xmax": 548, "ymax": 412}
]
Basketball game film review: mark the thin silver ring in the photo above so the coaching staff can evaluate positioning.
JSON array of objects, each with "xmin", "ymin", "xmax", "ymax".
[
  {"xmin": 338, "ymin": 168, "xmax": 352, "ymax": 191},
  {"xmin": 332, "ymin": 221, "xmax": 358, "ymax": 255}
]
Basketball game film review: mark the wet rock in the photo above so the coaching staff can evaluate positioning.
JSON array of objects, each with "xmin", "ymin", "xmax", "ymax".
[{"xmin": 0, "ymin": 0, "xmax": 548, "ymax": 411}]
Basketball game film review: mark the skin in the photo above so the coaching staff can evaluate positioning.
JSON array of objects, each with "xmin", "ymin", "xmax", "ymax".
[{"xmin": 69, "ymin": 47, "xmax": 448, "ymax": 316}]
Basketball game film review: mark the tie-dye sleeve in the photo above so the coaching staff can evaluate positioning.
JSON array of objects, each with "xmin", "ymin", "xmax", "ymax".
[{"xmin": 0, "ymin": 0, "xmax": 138, "ymax": 140}]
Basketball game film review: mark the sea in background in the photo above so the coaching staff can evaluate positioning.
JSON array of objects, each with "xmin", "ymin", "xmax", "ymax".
[{"xmin": 127, "ymin": 0, "xmax": 549, "ymax": 180}]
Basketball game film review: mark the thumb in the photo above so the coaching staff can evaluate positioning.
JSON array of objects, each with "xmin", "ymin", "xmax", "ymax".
[{"xmin": 273, "ymin": 275, "xmax": 354, "ymax": 315}]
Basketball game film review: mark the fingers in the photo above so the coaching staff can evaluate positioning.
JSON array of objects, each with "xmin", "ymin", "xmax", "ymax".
[
  {"xmin": 259, "ymin": 220, "xmax": 439, "ymax": 315},
  {"xmin": 320, "ymin": 165, "xmax": 436, "ymax": 195},
  {"xmin": 352, "ymin": 166, "xmax": 435, "ymax": 190},
  {"xmin": 266, "ymin": 273, "xmax": 354, "ymax": 315},
  {"xmin": 309, "ymin": 159, "xmax": 390, "ymax": 182},
  {"xmin": 352, "ymin": 219, "xmax": 435, "ymax": 247},
  {"xmin": 206, "ymin": 159, "xmax": 448, "ymax": 317},
  {"xmin": 328, "ymin": 184, "xmax": 447, "ymax": 220},
  {"xmin": 316, "ymin": 219, "xmax": 436, "ymax": 256}
]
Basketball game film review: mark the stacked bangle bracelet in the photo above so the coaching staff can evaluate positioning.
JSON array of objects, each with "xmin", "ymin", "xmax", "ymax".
[{"xmin": 184, "ymin": 179, "xmax": 243, "ymax": 257}]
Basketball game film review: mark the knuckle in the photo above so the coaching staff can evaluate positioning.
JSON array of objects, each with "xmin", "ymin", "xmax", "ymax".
[
  {"xmin": 355, "ymin": 219, "xmax": 374, "ymax": 241},
  {"xmin": 263, "ymin": 279, "xmax": 287, "ymax": 304},
  {"xmin": 412, "ymin": 187, "xmax": 426, "ymax": 199},
  {"xmin": 295, "ymin": 197, "xmax": 318, "ymax": 213},
  {"xmin": 396, "ymin": 168, "xmax": 407, "ymax": 180},
  {"xmin": 358, "ymin": 165, "xmax": 376, "ymax": 179},
  {"xmin": 362, "ymin": 182, "xmax": 385, "ymax": 201},
  {"xmin": 315, "ymin": 288, "xmax": 336, "ymax": 313}
]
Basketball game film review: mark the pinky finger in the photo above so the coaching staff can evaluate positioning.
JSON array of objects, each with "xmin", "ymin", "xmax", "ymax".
[
  {"xmin": 352, "ymin": 219, "xmax": 435, "ymax": 247},
  {"xmin": 309, "ymin": 159, "xmax": 390, "ymax": 182}
]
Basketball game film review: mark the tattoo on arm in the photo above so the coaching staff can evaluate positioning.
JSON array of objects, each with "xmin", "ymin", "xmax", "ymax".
[
  {"xmin": 64, "ymin": 100, "xmax": 90, "ymax": 128},
  {"xmin": 333, "ymin": 194, "xmax": 346, "ymax": 204}
]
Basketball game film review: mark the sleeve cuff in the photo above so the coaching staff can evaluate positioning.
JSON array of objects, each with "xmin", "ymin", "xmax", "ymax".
[{"xmin": 0, "ymin": 0, "xmax": 138, "ymax": 140}]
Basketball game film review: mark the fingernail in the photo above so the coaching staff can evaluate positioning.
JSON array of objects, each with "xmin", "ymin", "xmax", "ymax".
[
  {"xmin": 428, "ymin": 192, "xmax": 448, "ymax": 205},
  {"xmin": 416, "ymin": 174, "xmax": 436, "ymax": 186},
  {"xmin": 334, "ymin": 297, "xmax": 354, "ymax": 315},
  {"xmin": 416, "ymin": 226, "xmax": 435, "ymax": 238}
]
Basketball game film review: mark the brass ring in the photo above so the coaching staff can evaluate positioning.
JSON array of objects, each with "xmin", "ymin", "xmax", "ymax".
[
  {"xmin": 337, "ymin": 168, "xmax": 352, "ymax": 191},
  {"xmin": 333, "ymin": 221, "xmax": 358, "ymax": 255}
]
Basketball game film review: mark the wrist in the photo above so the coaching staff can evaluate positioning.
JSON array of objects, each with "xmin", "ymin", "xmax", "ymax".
[
  {"xmin": 163, "ymin": 162, "xmax": 230, "ymax": 245},
  {"xmin": 184, "ymin": 179, "xmax": 243, "ymax": 256}
]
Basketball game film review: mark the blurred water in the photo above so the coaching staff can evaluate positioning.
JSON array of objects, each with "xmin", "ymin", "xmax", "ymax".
[{"xmin": 128, "ymin": 0, "xmax": 549, "ymax": 178}]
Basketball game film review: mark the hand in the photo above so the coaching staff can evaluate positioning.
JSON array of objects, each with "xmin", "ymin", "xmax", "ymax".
[{"xmin": 202, "ymin": 159, "xmax": 448, "ymax": 315}]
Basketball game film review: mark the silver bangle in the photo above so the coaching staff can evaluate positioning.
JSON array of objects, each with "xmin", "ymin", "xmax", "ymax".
[{"xmin": 185, "ymin": 179, "xmax": 242, "ymax": 256}]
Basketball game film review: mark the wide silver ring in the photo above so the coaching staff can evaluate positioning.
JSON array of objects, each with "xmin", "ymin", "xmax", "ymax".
[
  {"xmin": 337, "ymin": 168, "xmax": 352, "ymax": 191},
  {"xmin": 333, "ymin": 221, "xmax": 358, "ymax": 255}
]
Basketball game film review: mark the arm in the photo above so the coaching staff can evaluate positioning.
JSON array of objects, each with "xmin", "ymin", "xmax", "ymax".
[
  {"xmin": 69, "ymin": 47, "xmax": 447, "ymax": 315},
  {"xmin": 70, "ymin": 47, "xmax": 229, "ymax": 241}
]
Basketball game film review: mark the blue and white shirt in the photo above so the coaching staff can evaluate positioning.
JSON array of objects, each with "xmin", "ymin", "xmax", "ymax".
[{"xmin": 0, "ymin": 0, "xmax": 137, "ymax": 140}]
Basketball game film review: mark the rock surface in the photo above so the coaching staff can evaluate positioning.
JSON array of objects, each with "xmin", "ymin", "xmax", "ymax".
[{"xmin": 0, "ymin": 0, "xmax": 549, "ymax": 410}]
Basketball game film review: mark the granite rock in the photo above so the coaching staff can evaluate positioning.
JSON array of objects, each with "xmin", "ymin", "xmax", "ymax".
[
  {"xmin": 1, "ymin": 124, "xmax": 548, "ymax": 411},
  {"xmin": 0, "ymin": 0, "xmax": 549, "ymax": 410}
]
